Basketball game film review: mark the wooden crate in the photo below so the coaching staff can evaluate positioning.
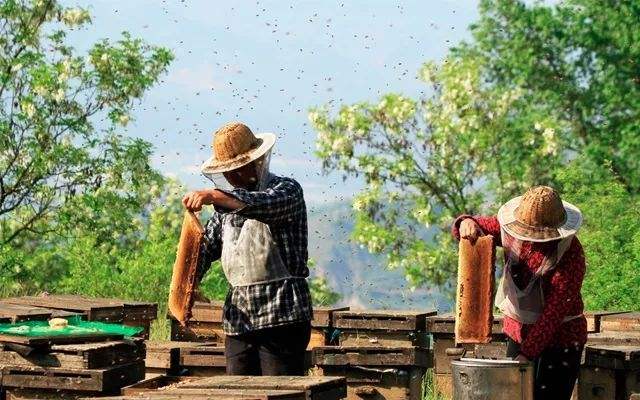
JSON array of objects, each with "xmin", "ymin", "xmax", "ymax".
[
  {"xmin": 152, "ymin": 375, "xmax": 347, "ymax": 400},
  {"xmin": 170, "ymin": 319, "xmax": 224, "ymax": 343},
  {"xmin": 578, "ymin": 365, "xmax": 640, "ymax": 400},
  {"xmin": 602, "ymin": 313, "xmax": 640, "ymax": 333},
  {"xmin": 145, "ymin": 341, "xmax": 214, "ymax": 374},
  {"xmin": 0, "ymin": 361, "xmax": 145, "ymax": 393},
  {"xmin": 338, "ymin": 330, "xmax": 430, "ymax": 348},
  {"xmin": 4, "ymin": 388, "xmax": 100, "ymax": 399},
  {"xmin": 314, "ymin": 365, "xmax": 425, "ymax": 400},
  {"xmin": 179, "ymin": 345, "xmax": 226, "ymax": 376},
  {"xmin": 88, "ymin": 390, "xmax": 307, "ymax": 400},
  {"xmin": 432, "ymin": 337, "xmax": 474, "ymax": 374},
  {"xmin": 0, "ymin": 339, "xmax": 144, "ymax": 370},
  {"xmin": 473, "ymin": 340, "xmax": 508, "ymax": 359},
  {"xmin": 312, "ymin": 307, "xmax": 350, "ymax": 328},
  {"xmin": 585, "ymin": 345, "xmax": 640, "ymax": 370},
  {"xmin": 334, "ymin": 310, "xmax": 435, "ymax": 332},
  {"xmin": 0, "ymin": 302, "xmax": 74, "ymax": 323},
  {"xmin": 426, "ymin": 313, "xmax": 504, "ymax": 335},
  {"xmin": 313, "ymin": 346, "xmax": 431, "ymax": 368},
  {"xmin": 585, "ymin": 311, "xmax": 630, "ymax": 333},
  {"xmin": 2, "ymin": 295, "xmax": 157, "ymax": 338}
]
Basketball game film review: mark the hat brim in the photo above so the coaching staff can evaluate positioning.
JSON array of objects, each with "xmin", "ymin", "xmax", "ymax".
[
  {"xmin": 200, "ymin": 132, "xmax": 276, "ymax": 174},
  {"xmin": 497, "ymin": 195, "xmax": 582, "ymax": 242}
]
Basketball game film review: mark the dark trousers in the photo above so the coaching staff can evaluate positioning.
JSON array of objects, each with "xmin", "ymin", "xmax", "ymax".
[
  {"xmin": 507, "ymin": 338, "xmax": 582, "ymax": 400},
  {"xmin": 225, "ymin": 321, "xmax": 311, "ymax": 376}
]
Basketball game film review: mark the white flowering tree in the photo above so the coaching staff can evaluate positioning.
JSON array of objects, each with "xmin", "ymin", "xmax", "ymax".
[
  {"xmin": 0, "ymin": 0, "xmax": 173, "ymax": 247},
  {"xmin": 310, "ymin": 53, "xmax": 567, "ymax": 288}
]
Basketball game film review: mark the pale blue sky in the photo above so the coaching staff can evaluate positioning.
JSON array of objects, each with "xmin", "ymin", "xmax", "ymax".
[{"xmin": 64, "ymin": 0, "xmax": 480, "ymax": 206}]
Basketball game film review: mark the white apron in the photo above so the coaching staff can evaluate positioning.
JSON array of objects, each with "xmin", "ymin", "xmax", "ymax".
[
  {"xmin": 495, "ymin": 228, "xmax": 582, "ymax": 325},
  {"xmin": 220, "ymin": 175, "xmax": 292, "ymax": 287}
]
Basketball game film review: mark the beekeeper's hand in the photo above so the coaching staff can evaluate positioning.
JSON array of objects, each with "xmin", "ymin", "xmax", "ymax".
[
  {"xmin": 182, "ymin": 190, "xmax": 212, "ymax": 212},
  {"xmin": 460, "ymin": 218, "xmax": 483, "ymax": 243}
]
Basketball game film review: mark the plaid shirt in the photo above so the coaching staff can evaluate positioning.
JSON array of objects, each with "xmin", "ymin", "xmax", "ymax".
[{"xmin": 196, "ymin": 173, "xmax": 313, "ymax": 335}]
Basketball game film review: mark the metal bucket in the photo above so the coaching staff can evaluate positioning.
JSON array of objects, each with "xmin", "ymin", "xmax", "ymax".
[{"xmin": 451, "ymin": 358, "xmax": 533, "ymax": 400}]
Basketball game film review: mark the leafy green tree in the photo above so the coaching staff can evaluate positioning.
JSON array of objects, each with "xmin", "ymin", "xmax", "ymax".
[
  {"xmin": 0, "ymin": 0, "xmax": 173, "ymax": 250},
  {"xmin": 556, "ymin": 158, "xmax": 640, "ymax": 311},
  {"xmin": 466, "ymin": 0, "xmax": 640, "ymax": 192},
  {"xmin": 310, "ymin": 54, "xmax": 564, "ymax": 287},
  {"xmin": 310, "ymin": 0, "xmax": 640, "ymax": 289}
]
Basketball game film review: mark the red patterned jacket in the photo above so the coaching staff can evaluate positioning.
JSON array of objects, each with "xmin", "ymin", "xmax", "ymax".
[{"xmin": 452, "ymin": 215, "xmax": 587, "ymax": 359}]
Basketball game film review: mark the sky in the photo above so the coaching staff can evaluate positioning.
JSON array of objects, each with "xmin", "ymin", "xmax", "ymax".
[{"xmin": 63, "ymin": 0, "xmax": 480, "ymax": 206}]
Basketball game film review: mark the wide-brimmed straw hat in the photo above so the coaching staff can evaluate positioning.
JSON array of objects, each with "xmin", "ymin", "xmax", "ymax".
[
  {"xmin": 497, "ymin": 186, "xmax": 582, "ymax": 242},
  {"xmin": 200, "ymin": 122, "xmax": 276, "ymax": 174}
]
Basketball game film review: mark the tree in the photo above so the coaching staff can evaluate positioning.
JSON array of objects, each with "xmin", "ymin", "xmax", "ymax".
[
  {"xmin": 310, "ymin": 0, "xmax": 640, "ymax": 288},
  {"xmin": 310, "ymin": 54, "xmax": 565, "ymax": 287},
  {"xmin": 466, "ymin": 0, "xmax": 640, "ymax": 192},
  {"xmin": 0, "ymin": 0, "xmax": 173, "ymax": 248},
  {"xmin": 556, "ymin": 158, "xmax": 640, "ymax": 310}
]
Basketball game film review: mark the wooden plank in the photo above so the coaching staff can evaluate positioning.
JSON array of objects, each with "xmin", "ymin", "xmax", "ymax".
[
  {"xmin": 585, "ymin": 311, "xmax": 630, "ymax": 333},
  {"xmin": 314, "ymin": 365, "xmax": 425, "ymax": 400},
  {"xmin": 333, "ymin": 310, "xmax": 436, "ymax": 331},
  {"xmin": 1, "ymin": 361, "xmax": 144, "ymax": 392},
  {"xmin": 0, "ymin": 303, "xmax": 53, "ymax": 322},
  {"xmin": 2, "ymin": 296, "xmax": 124, "ymax": 322},
  {"xmin": 307, "ymin": 328, "xmax": 327, "ymax": 350},
  {"xmin": 313, "ymin": 346, "xmax": 431, "ymax": 368},
  {"xmin": 601, "ymin": 313, "xmax": 640, "ymax": 333},
  {"xmin": 584, "ymin": 345, "xmax": 640, "ymax": 370},
  {"xmin": 170, "ymin": 319, "xmax": 224, "ymax": 343},
  {"xmin": 474, "ymin": 341, "xmax": 508, "ymax": 359},
  {"xmin": 0, "ymin": 339, "xmax": 143, "ymax": 369},
  {"xmin": 432, "ymin": 337, "xmax": 475, "ymax": 374},
  {"xmin": 312, "ymin": 307, "xmax": 350, "ymax": 328},
  {"xmin": 0, "ymin": 332, "xmax": 124, "ymax": 346},
  {"xmin": 4, "ymin": 388, "xmax": 102, "ymax": 399},
  {"xmin": 338, "ymin": 330, "xmax": 430, "ymax": 348},
  {"xmin": 179, "ymin": 345, "xmax": 226, "ymax": 367},
  {"xmin": 588, "ymin": 332, "xmax": 640, "ymax": 345},
  {"xmin": 144, "ymin": 341, "xmax": 212, "ymax": 370},
  {"xmin": 427, "ymin": 313, "xmax": 504, "ymax": 335},
  {"xmin": 174, "ymin": 375, "xmax": 347, "ymax": 400},
  {"xmin": 91, "ymin": 390, "xmax": 306, "ymax": 400}
]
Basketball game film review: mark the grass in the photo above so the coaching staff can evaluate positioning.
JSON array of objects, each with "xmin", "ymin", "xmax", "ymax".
[{"xmin": 422, "ymin": 369, "xmax": 448, "ymax": 400}]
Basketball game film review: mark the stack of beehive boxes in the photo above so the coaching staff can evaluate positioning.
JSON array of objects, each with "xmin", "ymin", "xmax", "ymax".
[
  {"xmin": 578, "ymin": 312, "xmax": 640, "ymax": 400},
  {"xmin": 0, "ymin": 337, "xmax": 145, "ymax": 399},
  {"xmin": 312, "ymin": 310, "xmax": 435, "ymax": 400},
  {"xmin": 426, "ymin": 313, "xmax": 505, "ymax": 398}
]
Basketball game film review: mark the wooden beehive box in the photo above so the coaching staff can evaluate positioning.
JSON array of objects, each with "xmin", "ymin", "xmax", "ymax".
[
  {"xmin": 601, "ymin": 313, "xmax": 640, "ymax": 333},
  {"xmin": 312, "ymin": 346, "xmax": 428, "ymax": 400},
  {"xmin": 91, "ymin": 390, "xmax": 307, "ymax": 400},
  {"xmin": 169, "ymin": 301, "xmax": 225, "ymax": 343},
  {"xmin": 121, "ymin": 375, "xmax": 198, "ymax": 395},
  {"xmin": 179, "ymin": 344, "xmax": 227, "ymax": 376},
  {"xmin": 122, "ymin": 375, "xmax": 347, "ymax": 400},
  {"xmin": 585, "ymin": 311, "xmax": 630, "ymax": 333},
  {"xmin": 2, "ymin": 295, "xmax": 157, "ymax": 338},
  {"xmin": 579, "ymin": 344, "xmax": 640, "ymax": 400},
  {"xmin": 308, "ymin": 306, "xmax": 349, "ymax": 350},
  {"xmin": 334, "ymin": 310, "xmax": 435, "ymax": 348},
  {"xmin": 0, "ymin": 339, "xmax": 144, "ymax": 370},
  {"xmin": 588, "ymin": 331, "xmax": 640, "ymax": 346},
  {"xmin": 0, "ymin": 361, "xmax": 145, "ymax": 394},
  {"xmin": 144, "ymin": 341, "xmax": 214, "ymax": 375}
]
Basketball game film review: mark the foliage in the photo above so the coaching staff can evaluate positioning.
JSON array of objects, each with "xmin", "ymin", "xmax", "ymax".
[
  {"xmin": 556, "ymin": 158, "xmax": 640, "ymax": 311},
  {"xmin": 0, "ymin": 0, "xmax": 173, "ymax": 247},
  {"xmin": 308, "ymin": 259, "xmax": 341, "ymax": 306},
  {"xmin": 310, "ymin": 0, "xmax": 640, "ymax": 288}
]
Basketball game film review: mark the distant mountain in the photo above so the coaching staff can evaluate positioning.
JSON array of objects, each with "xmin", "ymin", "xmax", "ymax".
[{"xmin": 307, "ymin": 201, "xmax": 452, "ymax": 312}]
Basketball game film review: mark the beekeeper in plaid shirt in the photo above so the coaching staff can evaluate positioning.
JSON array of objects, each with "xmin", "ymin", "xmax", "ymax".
[{"xmin": 182, "ymin": 122, "xmax": 313, "ymax": 375}]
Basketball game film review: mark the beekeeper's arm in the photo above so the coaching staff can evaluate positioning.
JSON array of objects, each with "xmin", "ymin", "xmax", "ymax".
[
  {"xmin": 215, "ymin": 177, "xmax": 305, "ymax": 225},
  {"xmin": 451, "ymin": 215, "xmax": 503, "ymax": 246}
]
